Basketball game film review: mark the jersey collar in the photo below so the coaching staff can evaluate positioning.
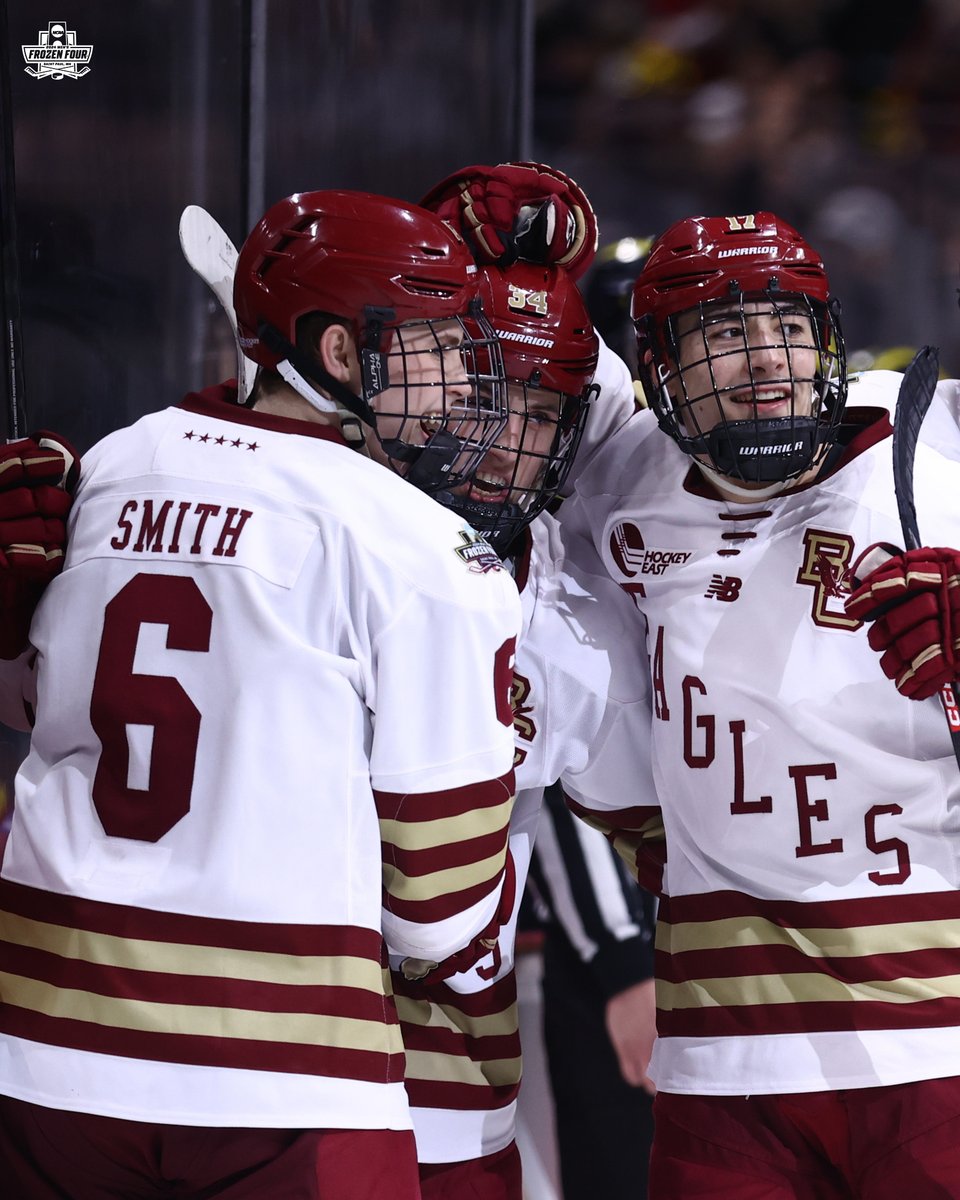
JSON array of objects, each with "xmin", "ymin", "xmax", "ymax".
[{"xmin": 180, "ymin": 382, "xmax": 352, "ymax": 446}]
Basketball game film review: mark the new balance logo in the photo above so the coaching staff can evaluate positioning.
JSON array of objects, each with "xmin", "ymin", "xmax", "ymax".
[{"xmin": 704, "ymin": 575, "xmax": 742, "ymax": 602}]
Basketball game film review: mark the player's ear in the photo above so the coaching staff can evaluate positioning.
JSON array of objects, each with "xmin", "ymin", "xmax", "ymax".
[{"xmin": 316, "ymin": 323, "xmax": 358, "ymax": 386}]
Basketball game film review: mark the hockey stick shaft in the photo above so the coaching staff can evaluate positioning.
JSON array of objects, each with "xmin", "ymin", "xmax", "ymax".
[
  {"xmin": 892, "ymin": 346, "xmax": 960, "ymax": 763},
  {"xmin": 178, "ymin": 205, "xmax": 257, "ymax": 400},
  {"xmin": 0, "ymin": 0, "xmax": 25, "ymax": 440}
]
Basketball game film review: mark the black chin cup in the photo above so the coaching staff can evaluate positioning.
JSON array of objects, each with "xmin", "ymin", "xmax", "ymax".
[
  {"xmin": 696, "ymin": 417, "xmax": 821, "ymax": 484},
  {"xmin": 378, "ymin": 429, "xmax": 469, "ymax": 492},
  {"xmin": 433, "ymin": 490, "xmax": 526, "ymax": 554}
]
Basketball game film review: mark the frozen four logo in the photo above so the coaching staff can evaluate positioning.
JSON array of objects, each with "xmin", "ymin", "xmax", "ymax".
[
  {"xmin": 23, "ymin": 22, "xmax": 93, "ymax": 80},
  {"xmin": 453, "ymin": 528, "xmax": 503, "ymax": 574}
]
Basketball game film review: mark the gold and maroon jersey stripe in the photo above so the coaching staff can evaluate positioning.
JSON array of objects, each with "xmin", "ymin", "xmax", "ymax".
[
  {"xmin": 661, "ymin": 887, "xmax": 960, "ymax": 928},
  {"xmin": 0, "ymin": 877, "xmax": 388, "ymax": 953},
  {"xmin": 394, "ymin": 972, "xmax": 521, "ymax": 1111},
  {"xmin": 565, "ymin": 797, "xmax": 666, "ymax": 894},
  {"xmin": 376, "ymin": 772, "xmax": 514, "ymax": 922},
  {"xmin": 0, "ymin": 879, "xmax": 404, "ymax": 1081},
  {"xmin": 0, "ymin": 1005, "xmax": 408, "ymax": 1079},
  {"xmin": 656, "ymin": 888, "xmax": 960, "ymax": 1040}
]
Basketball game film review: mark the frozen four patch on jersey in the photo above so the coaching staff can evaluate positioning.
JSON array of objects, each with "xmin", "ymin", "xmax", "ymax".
[{"xmin": 453, "ymin": 528, "xmax": 503, "ymax": 574}]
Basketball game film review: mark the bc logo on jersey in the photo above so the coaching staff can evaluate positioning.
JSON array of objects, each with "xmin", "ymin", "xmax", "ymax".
[
  {"xmin": 796, "ymin": 529, "xmax": 861, "ymax": 630},
  {"xmin": 510, "ymin": 670, "xmax": 537, "ymax": 767}
]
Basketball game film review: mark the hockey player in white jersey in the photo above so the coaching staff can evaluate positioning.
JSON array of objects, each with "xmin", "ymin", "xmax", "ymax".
[
  {"xmin": 389, "ymin": 260, "xmax": 654, "ymax": 1200},
  {"xmin": 559, "ymin": 211, "xmax": 960, "ymax": 1198},
  {"xmin": 0, "ymin": 191, "xmax": 523, "ymax": 1200}
]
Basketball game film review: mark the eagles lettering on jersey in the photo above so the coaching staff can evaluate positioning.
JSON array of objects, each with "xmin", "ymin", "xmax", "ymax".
[{"xmin": 563, "ymin": 405, "xmax": 960, "ymax": 1097}]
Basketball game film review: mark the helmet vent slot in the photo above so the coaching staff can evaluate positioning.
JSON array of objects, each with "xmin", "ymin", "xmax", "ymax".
[
  {"xmin": 259, "ymin": 219, "xmax": 317, "ymax": 278},
  {"xmin": 401, "ymin": 275, "xmax": 460, "ymax": 298}
]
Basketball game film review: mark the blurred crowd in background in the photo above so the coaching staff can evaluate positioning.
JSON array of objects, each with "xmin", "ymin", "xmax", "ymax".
[{"xmin": 534, "ymin": 0, "xmax": 960, "ymax": 371}]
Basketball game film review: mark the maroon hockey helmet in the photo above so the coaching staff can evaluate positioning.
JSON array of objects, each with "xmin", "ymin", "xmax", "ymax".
[
  {"xmin": 233, "ymin": 190, "xmax": 509, "ymax": 495},
  {"xmin": 438, "ymin": 263, "xmax": 597, "ymax": 552},
  {"xmin": 234, "ymin": 190, "xmax": 482, "ymax": 369},
  {"xmin": 631, "ymin": 212, "xmax": 847, "ymax": 486},
  {"xmin": 483, "ymin": 262, "xmax": 598, "ymax": 394}
]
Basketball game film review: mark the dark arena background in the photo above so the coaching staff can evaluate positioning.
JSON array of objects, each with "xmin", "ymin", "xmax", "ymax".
[{"xmin": 7, "ymin": 2, "xmax": 960, "ymax": 444}]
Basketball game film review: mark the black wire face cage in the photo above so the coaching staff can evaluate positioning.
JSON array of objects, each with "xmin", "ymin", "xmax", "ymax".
[
  {"xmin": 435, "ymin": 380, "xmax": 592, "ymax": 555},
  {"xmin": 366, "ymin": 309, "xmax": 510, "ymax": 497},
  {"xmin": 649, "ymin": 290, "xmax": 847, "ymax": 485}
]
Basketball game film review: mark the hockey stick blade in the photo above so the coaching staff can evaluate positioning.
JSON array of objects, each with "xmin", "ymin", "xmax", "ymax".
[
  {"xmin": 178, "ymin": 205, "xmax": 257, "ymax": 400},
  {"xmin": 892, "ymin": 345, "xmax": 939, "ymax": 552},
  {"xmin": 889, "ymin": 345, "xmax": 960, "ymax": 757},
  {"xmin": 0, "ymin": 0, "xmax": 26, "ymax": 440}
]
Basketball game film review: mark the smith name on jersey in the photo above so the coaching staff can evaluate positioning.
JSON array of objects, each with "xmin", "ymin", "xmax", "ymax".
[{"xmin": 0, "ymin": 384, "xmax": 521, "ymax": 1131}]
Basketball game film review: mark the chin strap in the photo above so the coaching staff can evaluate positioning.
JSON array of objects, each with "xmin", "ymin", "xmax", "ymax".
[
  {"xmin": 262, "ymin": 322, "xmax": 375, "ymax": 450},
  {"xmin": 276, "ymin": 358, "xmax": 340, "ymax": 416},
  {"xmin": 690, "ymin": 422, "xmax": 835, "ymax": 501},
  {"xmin": 276, "ymin": 359, "xmax": 368, "ymax": 449},
  {"xmin": 692, "ymin": 458, "xmax": 792, "ymax": 502}
]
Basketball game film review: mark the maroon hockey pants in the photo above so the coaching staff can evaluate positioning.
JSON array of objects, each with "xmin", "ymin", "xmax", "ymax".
[
  {"xmin": 650, "ymin": 1077, "xmax": 960, "ymax": 1199},
  {"xmin": 0, "ymin": 1096, "xmax": 421, "ymax": 1199},
  {"xmin": 418, "ymin": 1141, "xmax": 522, "ymax": 1200}
]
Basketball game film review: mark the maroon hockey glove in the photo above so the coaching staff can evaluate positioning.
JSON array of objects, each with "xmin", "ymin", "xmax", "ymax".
[
  {"xmin": 0, "ymin": 432, "xmax": 80, "ymax": 659},
  {"xmin": 420, "ymin": 161, "xmax": 598, "ymax": 279},
  {"xmin": 845, "ymin": 543, "xmax": 960, "ymax": 700}
]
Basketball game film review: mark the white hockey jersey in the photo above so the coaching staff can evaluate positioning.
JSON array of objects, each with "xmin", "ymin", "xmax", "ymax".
[
  {"xmin": 0, "ymin": 385, "xmax": 521, "ymax": 1130},
  {"xmin": 848, "ymin": 366, "xmax": 960, "ymax": 463},
  {"xmin": 563, "ymin": 403, "xmax": 960, "ymax": 1096},
  {"xmin": 394, "ymin": 510, "xmax": 654, "ymax": 1161},
  {"xmin": 561, "ymin": 332, "xmax": 639, "ymax": 496}
]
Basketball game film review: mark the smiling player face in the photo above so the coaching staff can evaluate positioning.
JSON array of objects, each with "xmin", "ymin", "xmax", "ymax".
[
  {"xmin": 449, "ymin": 381, "xmax": 562, "ymax": 510},
  {"xmin": 670, "ymin": 300, "xmax": 819, "ymax": 443}
]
